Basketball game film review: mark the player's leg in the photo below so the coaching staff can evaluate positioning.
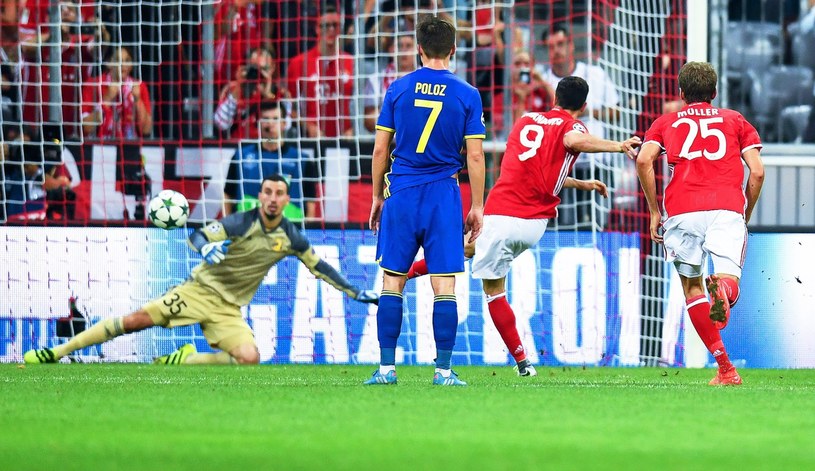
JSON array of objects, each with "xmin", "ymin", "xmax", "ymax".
[
  {"xmin": 704, "ymin": 210, "xmax": 748, "ymax": 328},
  {"xmin": 24, "ymin": 309, "xmax": 156, "ymax": 364},
  {"xmin": 664, "ymin": 213, "xmax": 740, "ymax": 385},
  {"xmin": 472, "ymin": 216, "xmax": 547, "ymax": 377},
  {"xmin": 481, "ymin": 277, "xmax": 534, "ymax": 376},
  {"xmin": 226, "ymin": 343, "xmax": 260, "ymax": 364},
  {"xmin": 178, "ymin": 288, "xmax": 259, "ymax": 365},
  {"xmin": 364, "ymin": 191, "xmax": 419, "ymax": 384},
  {"xmin": 406, "ymin": 258, "xmax": 428, "ymax": 279},
  {"xmin": 422, "ymin": 178, "xmax": 466, "ymax": 385},
  {"xmin": 407, "ymin": 232, "xmax": 475, "ymax": 279},
  {"xmin": 428, "ymin": 275, "xmax": 466, "ymax": 386},
  {"xmin": 706, "ymin": 273, "xmax": 739, "ymax": 328},
  {"xmin": 365, "ymin": 271, "xmax": 408, "ymax": 381},
  {"xmin": 153, "ymin": 343, "xmax": 200, "ymax": 365},
  {"xmin": 678, "ymin": 273, "xmax": 740, "ymax": 386},
  {"xmin": 146, "ymin": 281, "xmax": 252, "ymax": 365}
]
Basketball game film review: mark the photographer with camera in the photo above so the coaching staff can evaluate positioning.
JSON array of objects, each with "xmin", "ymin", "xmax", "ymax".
[
  {"xmin": 3, "ymin": 133, "xmax": 76, "ymax": 221},
  {"xmin": 491, "ymin": 50, "xmax": 554, "ymax": 137},
  {"xmin": 214, "ymin": 46, "xmax": 290, "ymax": 139}
]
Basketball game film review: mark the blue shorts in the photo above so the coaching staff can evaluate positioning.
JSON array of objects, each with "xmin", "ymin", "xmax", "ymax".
[{"xmin": 376, "ymin": 177, "xmax": 464, "ymax": 275}]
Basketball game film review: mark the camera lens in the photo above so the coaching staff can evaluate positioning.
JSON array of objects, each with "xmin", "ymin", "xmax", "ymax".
[
  {"xmin": 519, "ymin": 68, "xmax": 531, "ymax": 84},
  {"xmin": 245, "ymin": 66, "xmax": 259, "ymax": 81}
]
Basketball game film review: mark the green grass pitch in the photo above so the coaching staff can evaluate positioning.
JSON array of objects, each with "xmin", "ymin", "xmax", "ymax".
[{"xmin": 3, "ymin": 364, "xmax": 815, "ymax": 470}]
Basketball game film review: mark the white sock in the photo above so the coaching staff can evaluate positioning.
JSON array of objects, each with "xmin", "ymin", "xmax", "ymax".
[
  {"xmin": 434, "ymin": 368, "xmax": 451, "ymax": 377},
  {"xmin": 379, "ymin": 365, "xmax": 395, "ymax": 375}
]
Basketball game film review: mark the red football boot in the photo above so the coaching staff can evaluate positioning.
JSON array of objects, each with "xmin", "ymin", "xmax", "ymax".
[
  {"xmin": 709, "ymin": 367, "xmax": 742, "ymax": 386},
  {"xmin": 706, "ymin": 275, "xmax": 731, "ymax": 330}
]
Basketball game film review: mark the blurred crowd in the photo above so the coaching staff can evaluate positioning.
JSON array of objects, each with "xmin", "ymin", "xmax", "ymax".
[{"xmin": 0, "ymin": 0, "xmax": 813, "ymax": 223}]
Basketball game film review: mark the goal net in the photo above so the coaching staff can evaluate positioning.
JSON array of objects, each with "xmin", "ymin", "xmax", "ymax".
[{"xmin": 0, "ymin": 0, "xmax": 697, "ymax": 367}]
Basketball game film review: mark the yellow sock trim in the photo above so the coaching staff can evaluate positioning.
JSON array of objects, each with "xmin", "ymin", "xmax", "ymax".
[{"xmin": 382, "ymin": 290, "xmax": 403, "ymax": 298}]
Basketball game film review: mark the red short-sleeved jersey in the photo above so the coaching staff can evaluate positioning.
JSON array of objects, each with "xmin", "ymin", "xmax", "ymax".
[
  {"xmin": 18, "ymin": 0, "xmax": 49, "ymax": 38},
  {"xmin": 485, "ymin": 108, "xmax": 586, "ymax": 219},
  {"xmin": 644, "ymin": 102, "xmax": 762, "ymax": 217},
  {"xmin": 286, "ymin": 47, "xmax": 354, "ymax": 137}
]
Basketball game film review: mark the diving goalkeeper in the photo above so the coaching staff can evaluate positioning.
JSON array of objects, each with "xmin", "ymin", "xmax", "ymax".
[{"xmin": 24, "ymin": 175, "xmax": 379, "ymax": 365}]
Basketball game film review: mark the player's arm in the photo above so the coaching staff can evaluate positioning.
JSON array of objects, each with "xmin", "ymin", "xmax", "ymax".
[
  {"xmin": 283, "ymin": 221, "xmax": 378, "ymax": 304},
  {"xmin": 465, "ymin": 137, "xmax": 485, "ymax": 242},
  {"xmin": 635, "ymin": 142, "xmax": 664, "ymax": 243},
  {"xmin": 369, "ymin": 128, "xmax": 394, "ymax": 233},
  {"xmin": 187, "ymin": 213, "xmax": 249, "ymax": 264},
  {"xmin": 742, "ymin": 147, "xmax": 764, "ymax": 225},
  {"xmin": 563, "ymin": 177, "xmax": 608, "ymax": 197},
  {"xmin": 295, "ymin": 246, "xmax": 379, "ymax": 304},
  {"xmin": 563, "ymin": 131, "xmax": 641, "ymax": 156}
]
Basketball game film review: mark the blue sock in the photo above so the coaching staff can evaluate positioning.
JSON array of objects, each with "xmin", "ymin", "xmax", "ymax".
[
  {"xmin": 377, "ymin": 290, "xmax": 403, "ymax": 366},
  {"xmin": 433, "ymin": 295, "xmax": 458, "ymax": 370}
]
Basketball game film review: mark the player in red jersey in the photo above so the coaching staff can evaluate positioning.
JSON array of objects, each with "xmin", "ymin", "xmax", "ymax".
[
  {"xmin": 636, "ymin": 62, "xmax": 765, "ymax": 386},
  {"xmin": 406, "ymin": 76, "xmax": 640, "ymax": 376},
  {"xmin": 285, "ymin": 5, "xmax": 354, "ymax": 138}
]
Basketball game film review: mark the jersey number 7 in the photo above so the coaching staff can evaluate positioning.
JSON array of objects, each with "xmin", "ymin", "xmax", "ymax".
[{"xmin": 414, "ymin": 99, "xmax": 443, "ymax": 153}]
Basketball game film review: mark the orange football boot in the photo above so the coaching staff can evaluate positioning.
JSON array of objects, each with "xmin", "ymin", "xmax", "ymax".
[{"xmin": 707, "ymin": 275, "xmax": 731, "ymax": 330}]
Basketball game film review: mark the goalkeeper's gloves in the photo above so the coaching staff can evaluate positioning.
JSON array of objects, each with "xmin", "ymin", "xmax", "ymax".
[
  {"xmin": 354, "ymin": 289, "xmax": 379, "ymax": 305},
  {"xmin": 201, "ymin": 239, "xmax": 232, "ymax": 265}
]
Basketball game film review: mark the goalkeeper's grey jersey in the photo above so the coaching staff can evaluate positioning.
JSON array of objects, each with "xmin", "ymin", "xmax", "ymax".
[{"xmin": 187, "ymin": 211, "xmax": 356, "ymax": 306}]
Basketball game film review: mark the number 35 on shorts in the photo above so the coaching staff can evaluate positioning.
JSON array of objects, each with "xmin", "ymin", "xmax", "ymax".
[{"xmin": 162, "ymin": 290, "xmax": 188, "ymax": 317}]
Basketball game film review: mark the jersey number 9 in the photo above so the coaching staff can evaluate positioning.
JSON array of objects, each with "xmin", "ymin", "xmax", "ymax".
[{"xmin": 518, "ymin": 124, "xmax": 545, "ymax": 161}]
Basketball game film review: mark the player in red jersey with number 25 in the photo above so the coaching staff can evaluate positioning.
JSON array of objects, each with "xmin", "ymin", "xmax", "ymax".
[{"xmin": 637, "ymin": 62, "xmax": 765, "ymax": 386}]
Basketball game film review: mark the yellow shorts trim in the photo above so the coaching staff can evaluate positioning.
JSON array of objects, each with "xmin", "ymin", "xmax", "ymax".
[
  {"xmin": 381, "ymin": 266, "xmax": 409, "ymax": 276},
  {"xmin": 428, "ymin": 271, "xmax": 465, "ymax": 277}
]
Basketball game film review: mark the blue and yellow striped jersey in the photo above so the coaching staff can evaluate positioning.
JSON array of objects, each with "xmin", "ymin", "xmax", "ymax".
[{"xmin": 375, "ymin": 67, "xmax": 485, "ymax": 196}]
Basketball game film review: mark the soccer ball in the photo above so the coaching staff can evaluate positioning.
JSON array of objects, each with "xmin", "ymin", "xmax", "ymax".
[{"xmin": 148, "ymin": 190, "xmax": 189, "ymax": 229}]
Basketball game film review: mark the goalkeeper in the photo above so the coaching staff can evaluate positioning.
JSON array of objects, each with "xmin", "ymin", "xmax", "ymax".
[{"xmin": 24, "ymin": 175, "xmax": 379, "ymax": 365}]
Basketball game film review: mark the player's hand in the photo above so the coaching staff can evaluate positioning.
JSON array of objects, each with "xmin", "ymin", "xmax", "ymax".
[
  {"xmin": 465, "ymin": 207, "xmax": 484, "ymax": 244},
  {"xmin": 354, "ymin": 289, "xmax": 379, "ymax": 305},
  {"xmin": 369, "ymin": 196, "xmax": 384, "ymax": 234},
  {"xmin": 130, "ymin": 82, "xmax": 141, "ymax": 101},
  {"xmin": 588, "ymin": 179, "xmax": 608, "ymax": 198},
  {"xmin": 201, "ymin": 239, "xmax": 232, "ymax": 265},
  {"xmin": 649, "ymin": 212, "xmax": 663, "ymax": 244},
  {"xmin": 621, "ymin": 136, "xmax": 642, "ymax": 160}
]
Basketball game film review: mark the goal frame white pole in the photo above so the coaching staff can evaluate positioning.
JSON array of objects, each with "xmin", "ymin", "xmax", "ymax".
[
  {"xmin": 687, "ymin": 0, "xmax": 709, "ymax": 62},
  {"xmin": 683, "ymin": 0, "xmax": 711, "ymax": 368}
]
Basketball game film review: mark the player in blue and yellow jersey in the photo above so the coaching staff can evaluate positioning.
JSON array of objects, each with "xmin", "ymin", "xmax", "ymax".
[
  {"xmin": 24, "ymin": 175, "xmax": 378, "ymax": 366},
  {"xmin": 366, "ymin": 16, "xmax": 486, "ymax": 386}
]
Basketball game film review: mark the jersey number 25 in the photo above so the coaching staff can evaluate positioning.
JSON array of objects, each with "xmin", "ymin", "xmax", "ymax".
[{"xmin": 672, "ymin": 117, "xmax": 726, "ymax": 160}]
